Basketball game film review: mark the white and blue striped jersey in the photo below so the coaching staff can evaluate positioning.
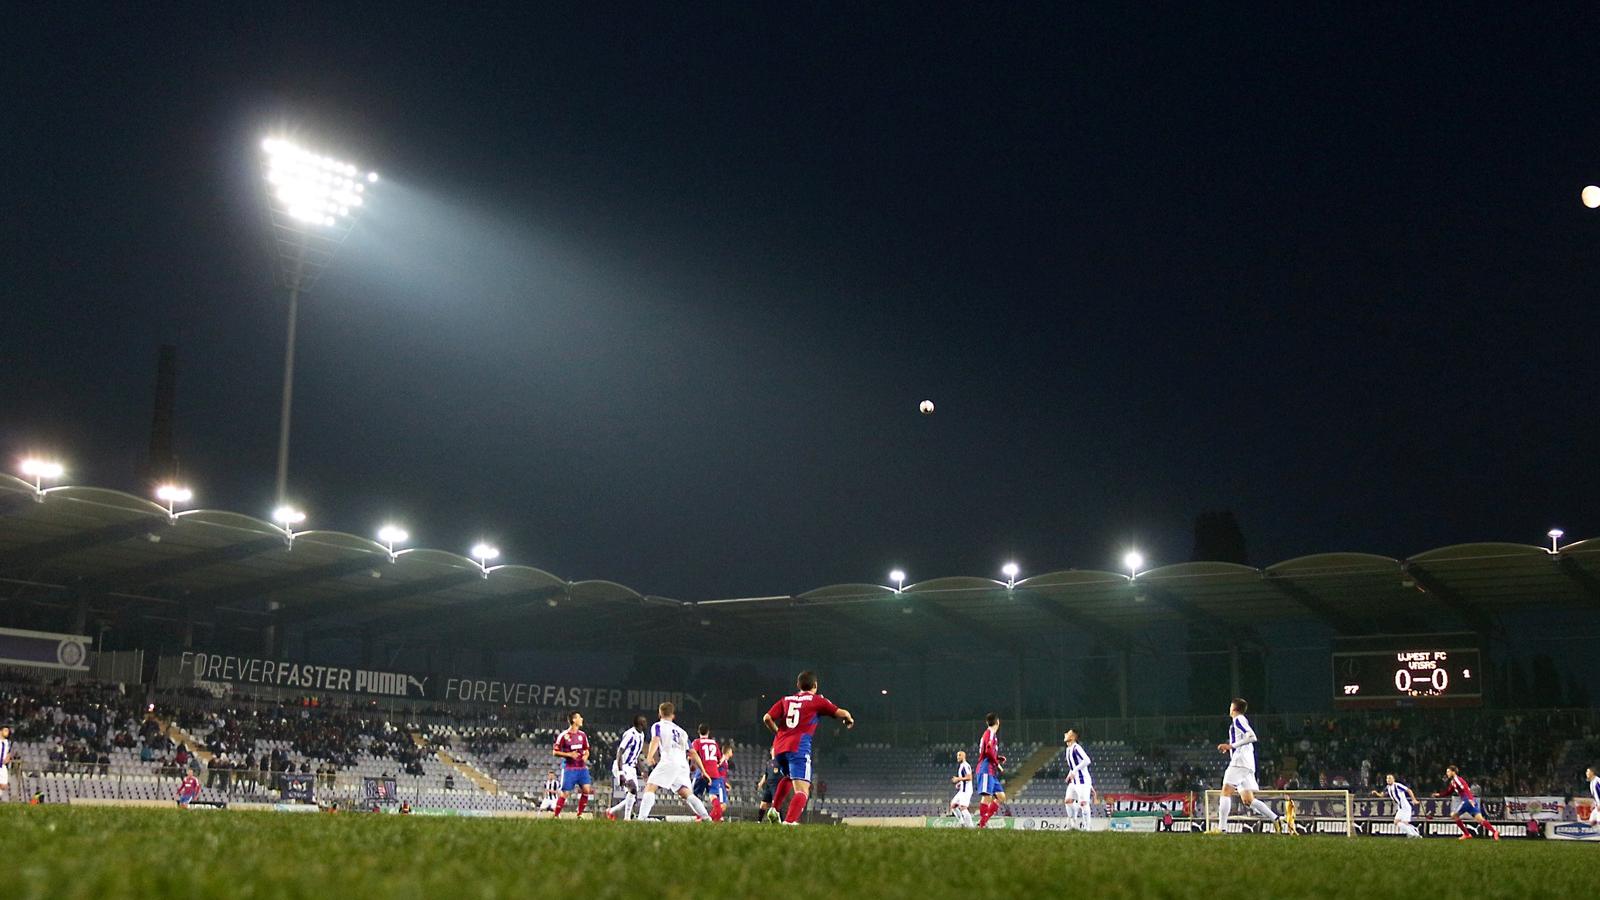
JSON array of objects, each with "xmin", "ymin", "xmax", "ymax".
[
  {"xmin": 1386, "ymin": 781, "xmax": 1414, "ymax": 812},
  {"xmin": 0, "ymin": 737, "xmax": 10, "ymax": 767},
  {"xmin": 954, "ymin": 760, "xmax": 972, "ymax": 788},
  {"xmin": 1589, "ymin": 775, "xmax": 1598, "ymax": 804},
  {"xmin": 1227, "ymin": 715, "xmax": 1258, "ymax": 771},
  {"xmin": 651, "ymin": 719, "xmax": 691, "ymax": 766},
  {"xmin": 614, "ymin": 727, "xmax": 644, "ymax": 769},
  {"xmin": 1065, "ymin": 743, "xmax": 1093, "ymax": 785}
]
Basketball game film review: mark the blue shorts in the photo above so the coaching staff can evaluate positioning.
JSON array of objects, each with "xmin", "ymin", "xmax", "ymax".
[
  {"xmin": 1456, "ymin": 798, "xmax": 1481, "ymax": 817},
  {"xmin": 775, "ymin": 750, "xmax": 813, "ymax": 782},
  {"xmin": 561, "ymin": 768, "xmax": 592, "ymax": 792},
  {"xmin": 975, "ymin": 770, "xmax": 1003, "ymax": 795},
  {"xmin": 692, "ymin": 775, "xmax": 710, "ymax": 797},
  {"xmin": 709, "ymin": 777, "xmax": 727, "ymax": 801},
  {"xmin": 177, "ymin": 795, "xmax": 195, "ymax": 807}
]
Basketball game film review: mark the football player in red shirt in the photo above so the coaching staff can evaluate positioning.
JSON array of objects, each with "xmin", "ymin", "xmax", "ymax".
[
  {"xmin": 552, "ymin": 710, "xmax": 593, "ymax": 818},
  {"xmin": 762, "ymin": 670, "xmax": 854, "ymax": 825}
]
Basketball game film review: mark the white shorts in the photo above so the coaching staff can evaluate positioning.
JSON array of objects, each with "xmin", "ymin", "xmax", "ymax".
[
  {"xmin": 0, "ymin": 765, "xmax": 8, "ymax": 787},
  {"xmin": 1394, "ymin": 807, "xmax": 1413, "ymax": 824},
  {"xmin": 1584, "ymin": 808, "xmax": 1599, "ymax": 827},
  {"xmin": 1222, "ymin": 766, "xmax": 1259, "ymax": 793},
  {"xmin": 646, "ymin": 761, "xmax": 691, "ymax": 793},
  {"xmin": 1065, "ymin": 782, "xmax": 1093, "ymax": 804},
  {"xmin": 614, "ymin": 765, "xmax": 639, "ymax": 789},
  {"xmin": 539, "ymin": 797, "xmax": 557, "ymax": 811},
  {"xmin": 951, "ymin": 789, "xmax": 972, "ymax": 808}
]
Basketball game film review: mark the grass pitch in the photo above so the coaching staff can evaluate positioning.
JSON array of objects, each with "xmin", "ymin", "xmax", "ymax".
[{"xmin": 3, "ymin": 807, "xmax": 1594, "ymax": 899}]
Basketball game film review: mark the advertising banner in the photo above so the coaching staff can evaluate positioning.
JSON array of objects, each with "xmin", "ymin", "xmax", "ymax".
[
  {"xmin": 1102, "ymin": 792, "xmax": 1192, "ymax": 817},
  {"xmin": 281, "ymin": 774, "xmax": 315, "ymax": 803},
  {"xmin": 0, "ymin": 627, "xmax": 91, "ymax": 671}
]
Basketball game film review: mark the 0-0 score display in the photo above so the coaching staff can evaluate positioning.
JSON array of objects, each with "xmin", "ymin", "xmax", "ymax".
[{"xmin": 1332, "ymin": 646, "xmax": 1483, "ymax": 709}]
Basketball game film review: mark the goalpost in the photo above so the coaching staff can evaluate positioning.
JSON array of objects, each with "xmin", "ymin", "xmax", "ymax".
[{"xmin": 1202, "ymin": 789, "xmax": 1353, "ymax": 837}]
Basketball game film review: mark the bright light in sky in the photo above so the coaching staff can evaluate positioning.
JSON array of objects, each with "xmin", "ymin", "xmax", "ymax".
[
  {"xmin": 378, "ymin": 525, "xmax": 409, "ymax": 545},
  {"xmin": 1583, "ymin": 185, "xmax": 1600, "ymax": 209},
  {"xmin": 1124, "ymin": 550, "xmax": 1144, "ymax": 575},
  {"xmin": 471, "ymin": 543, "xmax": 499, "ymax": 562},
  {"xmin": 19, "ymin": 458, "xmax": 64, "ymax": 479},
  {"xmin": 272, "ymin": 505, "xmax": 306, "ymax": 526},
  {"xmin": 1001, "ymin": 561, "xmax": 1020, "ymax": 579},
  {"xmin": 262, "ymin": 137, "xmax": 372, "ymax": 227},
  {"xmin": 155, "ymin": 484, "xmax": 193, "ymax": 503}
]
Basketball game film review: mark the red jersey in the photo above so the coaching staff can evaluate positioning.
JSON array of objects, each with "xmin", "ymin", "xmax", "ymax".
[
  {"xmin": 977, "ymin": 727, "xmax": 1003, "ymax": 773},
  {"xmin": 178, "ymin": 774, "xmax": 200, "ymax": 799},
  {"xmin": 767, "ymin": 691, "xmax": 840, "ymax": 755},
  {"xmin": 691, "ymin": 737, "xmax": 722, "ymax": 774},
  {"xmin": 554, "ymin": 729, "xmax": 590, "ymax": 770},
  {"xmin": 1443, "ymin": 774, "xmax": 1476, "ymax": 802}
]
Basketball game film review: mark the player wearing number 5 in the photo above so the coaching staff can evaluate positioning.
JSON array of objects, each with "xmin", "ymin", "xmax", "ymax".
[{"xmin": 762, "ymin": 670, "xmax": 854, "ymax": 825}]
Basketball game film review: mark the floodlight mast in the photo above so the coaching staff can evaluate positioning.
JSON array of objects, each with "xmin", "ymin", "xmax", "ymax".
[{"xmin": 259, "ymin": 137, "xmax": 378, "ymax": 505}]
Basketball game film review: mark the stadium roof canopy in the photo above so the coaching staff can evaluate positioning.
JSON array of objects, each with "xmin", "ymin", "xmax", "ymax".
[{"xmin": 1, "ymin": 475, "xmax": 1597, "ymax": 656}]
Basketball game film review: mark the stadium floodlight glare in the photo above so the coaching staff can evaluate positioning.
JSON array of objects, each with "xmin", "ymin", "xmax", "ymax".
[
  {"xmin": 378, "ymin": 525, "xmax": 409, "ymax": 557},
  {"xmin": 470, "ymin": 543, "xmax": 500, "ymax": 574},
  {"xmin": 1124, "ymin": 550, "xmax": 1145, "ymax": 578},
  {"xmin": 259, "ymin": 135, "xmax": 380, "ymax": 508},
  {"xmin": 19, "ymin": 458, "xmax": 64, "ymax": 497},
  {"xmin": 1001, "ymin": 561, "xmax": 1020, "ymax": 588},
  {"xmin": 1583, "ymin": 185, "xmax": 1600, "ymax": 209},
  {"xmin": 1548, "ymin": 528, "xmax": 1564, "ymax": 553},
  {"xmin": 272, "ymin": 505, "xmax": 306, "ymax": 529},
  {"xmin": 889, "ymin": 569, "xmax": 906, "ymax": 593},
  {"xmin": 155, "ymin": 484, "xmax": 193, "ymax": 518}
]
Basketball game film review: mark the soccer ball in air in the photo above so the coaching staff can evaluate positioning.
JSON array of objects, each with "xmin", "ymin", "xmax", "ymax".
[{"xmin": 919, "ymin": 400, "xmax": 935, "ymax": 415}]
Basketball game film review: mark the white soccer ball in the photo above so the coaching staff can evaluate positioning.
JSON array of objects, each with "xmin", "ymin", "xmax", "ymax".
[{"xmin": 919, "ymin": 400, "xmax": 935, "ymax": 415}]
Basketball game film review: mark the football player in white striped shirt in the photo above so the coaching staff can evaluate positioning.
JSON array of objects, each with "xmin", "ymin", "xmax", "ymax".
[
  {"xmin": 607, "ymin": 715, "xmax": 648, "ymax": 820},
  {"xmin": 949, "ymin": 751, "xmax": 974, "ymax": 827},
  {"xmin": 0, "ymin": 726, "xmax": 11, "ymax": 801},
  {"xmin": 1376, "ymin": 774, "xmax": 1423, "ymax": 838},
  {"xmin": 1214, "ymin": 698, "xmax": 1286, "ymax": 834},
  {"xmin": 636, "ymin": 702, "xmax": 712, "ymax": 822},
  {"xmin": 1062, "ymin": 729, "xmax": 1093, "ymax": 831},
  {"xmin": 1584, "ymin": 766, "xmax": 1599, "ymax": 827}
]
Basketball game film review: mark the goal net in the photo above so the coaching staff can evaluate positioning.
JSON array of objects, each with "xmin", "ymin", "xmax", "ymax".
[{"xmin": 1202, "ymin": 789, "xmax": 1353, "ymax": 836}]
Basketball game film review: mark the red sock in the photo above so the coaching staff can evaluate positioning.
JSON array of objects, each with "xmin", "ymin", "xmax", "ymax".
[
  {"xmin": 785, "ymin": 790, "xmax": 809, "ymax": 823},
  {"xmin": 978, "ymin": 801, "xmax": 996, "ymax": 827},
  {"xmin": 1484, "ymin": 820, "xmax": 1499, "ymax": 838},
  {"xmin": 1454, "ymin": 817, "xmax": 1470, "ymax": 837},
  {"xmin": 553, "ymin": 796, "xmax": 566, "ymax": 817},
  {"xmin": 711, "ymin": 797, "xmax": 724, "ymax": 821},
  {"xmin": 773, "ymin": 777, "xmax": 793, "ymax": 814},
  {"xmin": 576, "ymin": 794, "xmax": 588, "ymax": 816}
]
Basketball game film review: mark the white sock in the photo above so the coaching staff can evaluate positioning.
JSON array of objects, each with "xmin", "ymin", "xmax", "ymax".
[
  {"xmin": 960, "ymin": 808, "xmax": 973, "ymax": 827},
  {"xmin": 609, "ymin": 793, "xmax": 634, "ymax": 817},
  {"xmin": 1249, "ymin": 798, "xmax": 1278, "ymax": 820},
  {"xmin": 637, "ymin": 791, "xmax": 657, "ymax": 820},
  {"xmin": 683, "ymin": 792, "xmax": 710, "ymax": 819},
  {"xmin": 1078, "ymin": 803, "xmax": 1089, "ymax": 829},
  {"xmin": 1218, "ymin": 795, "xmax": 1233, "ymax": 829},
  {"xmin": 1400, "ymin": 821, "xmax": 1420, "ymax": 838}
]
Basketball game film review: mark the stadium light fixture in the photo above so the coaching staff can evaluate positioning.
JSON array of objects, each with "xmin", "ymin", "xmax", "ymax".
[
  {"xmin": 470, "ymin": 543, "xmax": 499, "ymax": 574},
  {"xmin": 889, "ymin": 569, "xmax": 906, "ymax": 593},
  {"xmin": 1124, "ymin": 550, "xmax": 1144, "ymax": 578},
  {"xmin": 259, "ymin": 135, "xmax": 380, "ymax": 508},
  {"xmin": 378, "ymin": 525, "xmax": 409, "ymax": 558},
  {"xmin": 1001, "ymin": 561, "xmax": 1020, "ymax": 588},
  {"xmin": 1548, "ymin": 528, "xmax": 1564, "ymax": 553},
  {"xmin": 1583, "ymin": 185, "xmax": 1600, "ymax": 209},
  {"xmin": 18, "ymin": 458, "xmax": 64, "ymax": 498},
  {"xmin": 155, "ymin": 484, "xmax": 193, "ymax": 519},
  {"xmin": 272, "ymin": 505, "xmax": 306, "ymax": 543}
]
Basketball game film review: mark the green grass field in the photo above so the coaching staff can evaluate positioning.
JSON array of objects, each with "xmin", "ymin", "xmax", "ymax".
[{"xmin": 3, "ymin": 807, "xmax": 1594, "ymax": 899}]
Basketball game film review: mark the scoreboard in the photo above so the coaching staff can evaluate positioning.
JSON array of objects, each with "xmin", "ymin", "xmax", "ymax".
[{"xmin": 1332, "ymin": 639, "xmax": 1483, "ymax": 709}]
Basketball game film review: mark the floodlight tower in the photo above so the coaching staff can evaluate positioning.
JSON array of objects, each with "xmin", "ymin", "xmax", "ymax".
[{"xmin": 259, "ymin": 137, "xmax": 379, "ymax": 505}]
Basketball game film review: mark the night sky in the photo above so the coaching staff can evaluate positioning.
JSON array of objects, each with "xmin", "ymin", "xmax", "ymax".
[{"xmin": 5, "ymin": 6, "xmax": 1597, "ymax": 601}]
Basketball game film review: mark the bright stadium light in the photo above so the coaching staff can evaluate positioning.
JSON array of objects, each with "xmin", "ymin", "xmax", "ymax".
[
  {"xmin": 1124, "ymin": 550, "xmax": 1145, "ymax": 578},
  {"xmin": 471, "ymin": 543, "xmax": 500, "ymax": 574},
  {"xmin": 272, "ymin": 505, "xmax": 306, "ymax": 540},
  {"xmin": 1548, "ymin": 528, "xmax": 1565, "ymax": 553},
  {"xmin": 1001, "ymin": 561, "xmax": 1020, "ymax": 588},
  {"xmin": 259, "ymin": 135, "xmax": 380, "ymax": 508},
  {"xmin": 1583, "ymin": 185, "xmax": 1600, "ymax": 209},
  {"xmin": 19, "ymin": 458, "xmax": 64, "ymax": 497},
  {"xmin": 378, "ymin": 525, "xmax": 409, "ymax": 557},
  {"xmin": 155, "ymin": 484, "xmax": 193, "ymax": 518},
  {"xmin": 889, "ymin": 569, "xmax": 906, "ymax": 593}
]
